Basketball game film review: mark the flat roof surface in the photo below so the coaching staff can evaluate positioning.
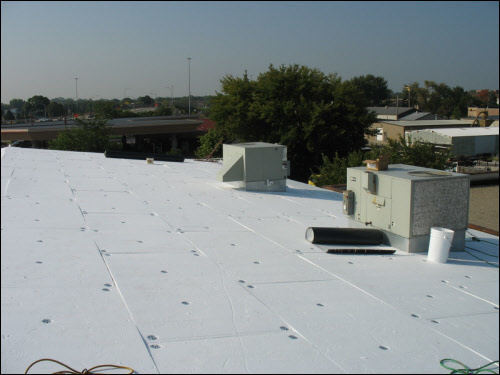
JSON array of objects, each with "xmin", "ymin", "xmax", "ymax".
[
  {"xmin": 409, "ymin": 127, "xmax": 499, "ymax": 137},
  {"xmin": 348, "ymin": 164, "xmax": 468, "ymax": 181},
  {"xmin": 397, "ymin": 112, "xmax": 433, "ymax": 121},
  {"xmin": 1, "ymin": 147, "xmax": 499, "ymax": 374},
  {"xmin": 380, "ymin": 120, "xmax": 474, "ymax": 127},
  {"xmin": 228, "ymin": 142, "xmax": 285, "ymax": 149},
  {"xmin": 367, "ymin": 107, "xmax": 414, "ymax": 116}
]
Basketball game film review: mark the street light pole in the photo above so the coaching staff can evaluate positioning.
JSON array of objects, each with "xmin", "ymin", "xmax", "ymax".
[{"xmin": 187, "ymin": 57, "xmax": 192, "ymax": 116}]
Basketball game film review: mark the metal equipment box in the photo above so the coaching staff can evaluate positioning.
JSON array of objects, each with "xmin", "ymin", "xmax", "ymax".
[
  {"xmin": 217, "ymin": 142, "xmax": 290, "ymax": 192},
  {"xmin": 346, "ymin": 164, "xmax": 470, "ymax": 252}
]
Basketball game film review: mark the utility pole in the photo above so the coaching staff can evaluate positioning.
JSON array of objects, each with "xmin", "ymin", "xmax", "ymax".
[
  {"xmin": 74, "ymin": 76, "xmax": 78, "ymax": 115},
  {"xmin": 396, "ymin": 95, "xmax": 399, "ymax": 119},
  {"xmin": 187, "ymin": 57, "xmax": 192, "ymax": 116},
  {"xmin": 405, "ymin": 85, "xmax": 411, "ymax": 108}
]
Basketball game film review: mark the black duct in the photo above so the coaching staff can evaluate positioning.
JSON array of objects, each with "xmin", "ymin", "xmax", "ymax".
[{"xmin": 305, "ymin": 227, "xmax": 385, "ymax": 245}]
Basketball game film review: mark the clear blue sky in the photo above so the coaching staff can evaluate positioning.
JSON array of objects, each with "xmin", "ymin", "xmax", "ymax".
[{"xmin": 1, "ymin": 1, "xmax": 498, "ymax": 102}]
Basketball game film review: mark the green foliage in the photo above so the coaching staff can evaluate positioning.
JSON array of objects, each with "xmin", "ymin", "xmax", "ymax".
[
  {"xmin": 47, "ymin": 102, "xmax": 65, "ymax": 117},
  {"xmin": 27, "ymin": 95, "xmax": 50, "ymax": 116},
  {"xmin": 4, "ymin": 110, "xmax": 15, "ymax": 121},
  {"xmin": 311, "ymin": 150, "xmax": 366, "ymax": 186},
  {"xmin": 116, "ymin": 110, "xmax": 139, "ymax": 118},
  {"xmin": 204, "ymin": 65, "xmax": 376, "ymax": 181},
  {"xmin": 311, "ymin": 153, "xmax": 349, "ymax": 186},
  {"xmin": 154, "ymin": 104, "xmax": 173, "ymax": 116},
  {"xmin": 383, "ymin": 136, "xmax": 452, "ymax": 170},
  {"xmin": 399, "ymin": 81, "xmax": 476, "ymax": 119},
  {"xmin": 349, "ymin": 74, "xmax": 391, "ymax": 106},
  {"xmin": 311, "ymin": 136, "xmax": 452, "ymax": 186},
  {"xmin": 195, "ymin": 128, "xmax": 227, "ymax": 159},
  {"xmin": 137, "ymin": 95, "xmax": 154, "ymax": 106},
  {"xmin": 9, "ymin": 98, "xmax": 25, "ymax": 112},
  {"xmin": 487, "ymin": 91, "xmax": 498, "ymax": 107},
  {"xmin": 48, "ymin": 117, "xmax": 111, "ymax": 152},
  {"xmin": 93, "ymin": 100, "xmax": 118, "ymax": 119},
  {"xmin": 22, "ymin": 102, "xmax": 33, "ymax": 118}
]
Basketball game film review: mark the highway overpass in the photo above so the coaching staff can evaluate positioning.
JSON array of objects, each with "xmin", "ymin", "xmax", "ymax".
[{"xmin": 1, "ymin": 116, "xmax": 214, "ymax": 154}]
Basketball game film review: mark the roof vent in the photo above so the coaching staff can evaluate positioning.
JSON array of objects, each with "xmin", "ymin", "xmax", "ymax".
[{"xmin": 217, "ymin": 142, "xmax": 290, "ymax": 191}]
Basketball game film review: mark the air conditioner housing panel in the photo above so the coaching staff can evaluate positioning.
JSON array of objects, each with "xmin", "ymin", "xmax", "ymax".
[
  {"xmin": 346, "ymin": 164, "xmax": 470, "ymax": 252},
  {"xmin": 217, "ymin": 142, "xmax": 289, "ymax": 192}
]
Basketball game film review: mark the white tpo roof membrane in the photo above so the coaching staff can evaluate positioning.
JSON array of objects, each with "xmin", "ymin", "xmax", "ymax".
[{"xmin": 1, "ymin": 147, "xmax": 498, "ymax": 374}]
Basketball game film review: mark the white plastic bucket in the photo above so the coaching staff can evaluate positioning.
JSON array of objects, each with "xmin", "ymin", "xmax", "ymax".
[{"xmin": 427, "ymin": 227, "xmax": 454, "ymax": 263}]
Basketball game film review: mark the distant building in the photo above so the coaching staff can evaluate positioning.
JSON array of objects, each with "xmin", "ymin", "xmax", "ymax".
[
  {"xmin": 406, "ymin": 127, "xmax": 499, "ymax": 157},
  {"xmin": 367, "ymin": 106, "xmax": 415, "ymax": 121},
  {"xmin": 397, "ymin": 111, "xmax": 444, "ymax": 121},
  {"xmin": 367, "ymin": 119, "xmax": 474, "ymax": 145},
  {"xmin": 467, "ymin": 107, "xmax": 499, "ymax": 118}
]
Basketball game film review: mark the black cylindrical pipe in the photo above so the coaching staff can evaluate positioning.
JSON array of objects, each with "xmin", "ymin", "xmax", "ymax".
[
  {"xmin": 327, "ymin": 248, "xmax": 395, "ymax": 254},
  {"xmin": 305, "ymin": 227, "xmax": 385, "ymax": 245}
]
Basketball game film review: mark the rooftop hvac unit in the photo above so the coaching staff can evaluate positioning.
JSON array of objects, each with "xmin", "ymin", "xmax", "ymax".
[
  {"xmin": 345, "ymin": 164, "xmax": 470, "ymax": 252},
  {"xmin": 217, "ymin": 142, "xmax": 290, "ymax": 192}
]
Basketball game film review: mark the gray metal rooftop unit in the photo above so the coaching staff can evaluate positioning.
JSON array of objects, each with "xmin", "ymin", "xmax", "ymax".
[
  {"xmin": 217, "ymin": 142, "xmax": 290, "ymax": 191},
  {"xmin": 345, "ymin": 164, "xmax": 470, "ymax": 252}
]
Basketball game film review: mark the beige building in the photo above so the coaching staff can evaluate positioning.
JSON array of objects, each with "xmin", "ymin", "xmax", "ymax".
[
  {"xmin": 367, "ymin": 106, "xmax": 415, "ymax": 121},
  {"xmin": 467, "ymin": 107, "xmax": 499, "ymax": 118},
  {"xmin": 367, "ymin": 119, "xmax": 474, "ymax": 145}
]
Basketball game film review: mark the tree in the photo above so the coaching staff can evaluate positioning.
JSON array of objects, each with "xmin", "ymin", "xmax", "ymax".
[
  {"xmin": 400, "ymin": 81, "xmax": 476, "ymax": 119},
  {"xmin": 349, "ymin": 74, "xmax": 391, "ymax": 106},
  {"xmin": 48, "ymin": 117, "xmax": 111, "ymax": 152},
  {"xmin": 94, "ymin": 100, "xmax": 118, "ymax": 119},
  {"xmin": 9, "ymin": 98, "xmax": 25, "ymax": 112},
  {"xmin": 27, "ymin": 95, "xmax": 50, "ymax": 117},
  {"xmin": 137, "ymin": 95, "xmax": 154, "ymax": 106},
  {"xmin": 488, "ymin": 91, "xmax": 498, "ymax": 107},
  {"xmin": 120, "ymin": 97, "xmax": 133, "ymax": 109},
  {"xmin": 154, "ymin": 105, "xmax": 172, "ymax": 116},
  {"xmin": 311, "ymin": 136, "xmax": 452, "ymax": 186},
  {"xmin": 311, "ymin": 153, "xmax": 349, "ymax": 186},
  {"xmin": 476, "ymin": 89, "xmax": 490, "ymax": 105},
  {"xmin": 203, "ymin": 64, "xmax": 376, "ymax": 182},
  {"xmin": 385, "ymin": 136, "xmax": 452, "ymax": 170},
  {"xmin": 195, "ymin": 128, "xmax": 224, "ymax": 159},
  {"xmin": 47, "ymin": 102, "xmax": 65, "ymax": 117},
  {"xmin": 401, "ymin": 82, "xmax": 426, "ymax": 109},
  {"xmin": 22, "ymin": 101, "xmax": 34, "ymax": 119},
  {"xmin": 4, "ymin": 110, "xmax": 15, "ymax": 121}
]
